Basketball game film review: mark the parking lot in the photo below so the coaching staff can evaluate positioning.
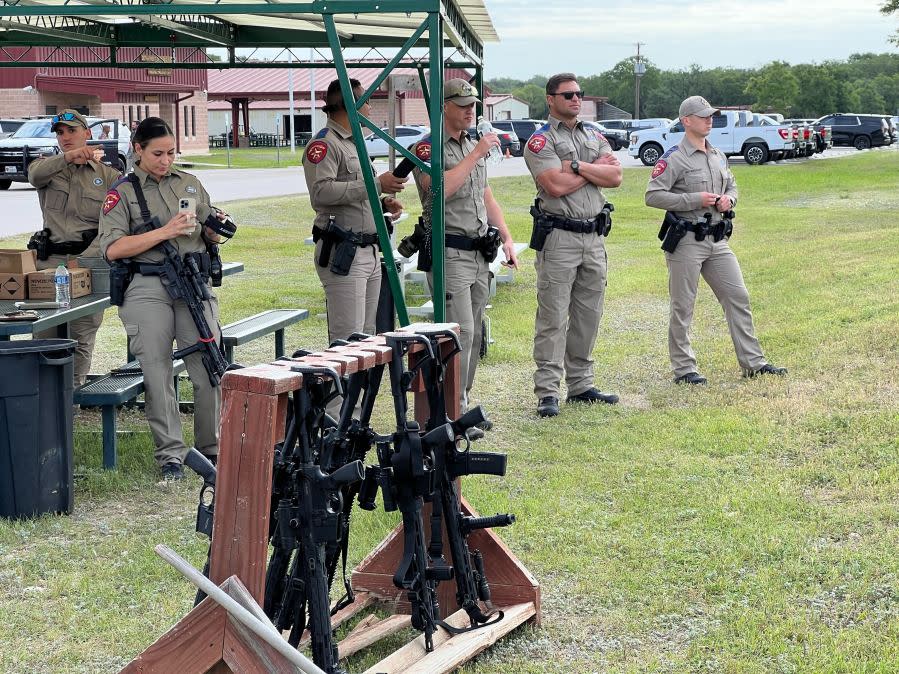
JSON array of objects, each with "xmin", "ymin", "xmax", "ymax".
[{"xmin": 0, "ymin": 143, "xmax": 885, "ymax": 240}]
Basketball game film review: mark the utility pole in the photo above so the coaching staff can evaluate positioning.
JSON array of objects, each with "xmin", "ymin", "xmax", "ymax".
[{"xmin": 633, "ymin": 42, "xmax": 645, "ymax": 121}]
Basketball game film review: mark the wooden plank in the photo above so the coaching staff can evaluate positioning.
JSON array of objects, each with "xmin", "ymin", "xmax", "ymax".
[
  {"xmin": 361, "ymin": 608, "xmax": 472, "ymax": 674},
  {"xmin": 303, "ymin": 353, "xmax": 360, "ymax": 376},
  {"xmin": 337, "ymin": 614, "xmax": 412, "ymax": 660},
  {"xmin": 403, "ymin": 602, "xmax": 537, "ymax": 674},
  {"xmin": 353, "ymin": 342, "xmax": 392, "ymax": 365},
  {"xmin": 119, "ymin": 593, "xmax": 226, "ymax": 673},
  {"xmin": 210, "ymin": 388, "xmax": 282, "ymax": 603},
  {"xmin": 294, "ymin": 592, "xmax": 376, "ymax": 649},
  {"xmin": 221, "ymin": 364, "xmax": 302, "ymax": 395},
  {"xmin": 322, "ymin": 347, "xmax": 376, "ymax": 370}
]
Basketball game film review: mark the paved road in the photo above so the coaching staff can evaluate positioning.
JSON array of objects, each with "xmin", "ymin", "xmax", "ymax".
[{"xmin": 0, "ymin": 144, "xmax": 870, "ymax": 239}]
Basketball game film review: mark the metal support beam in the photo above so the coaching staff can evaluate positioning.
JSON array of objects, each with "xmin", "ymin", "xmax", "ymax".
[{"xmin": 427, "ymin": 10, "xmax": 446, "ymax": 322}]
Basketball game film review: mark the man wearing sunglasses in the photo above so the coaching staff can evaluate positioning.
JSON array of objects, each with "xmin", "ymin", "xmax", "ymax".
[
  {"xmin": 28, "ymin": 109, "xmax": 121, "ymax": 386},
  {"xmin": 410, "ymin": 78, "xmax": 519, "ymax": 438},
  {"xmin": 524, "ymin": 73, "xmax": 622, "ymax": 419},
  {"xmin": 644, "ymin": 95, "xmax": 786, "ymax": 384}
]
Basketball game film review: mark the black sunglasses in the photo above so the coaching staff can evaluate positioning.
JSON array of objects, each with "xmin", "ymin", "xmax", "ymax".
[{"xmin": 551, "ymin": 91, "xmax": 585, "ymax": 100}]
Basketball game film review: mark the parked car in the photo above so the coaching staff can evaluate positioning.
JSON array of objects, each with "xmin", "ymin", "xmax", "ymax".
[
  {"xmin": 0, "ymin": 119, "xmax": 25, "ymax": 139},
  {"xmin": 490, "ymin": 119, "xmax": 544, "ymax": 155},
  {"xmin": 582, "ymin": 121, "xmax": 628, "ymax": 151},
  {"xmin": 597, "ymin": 117, "xmax": 672, "ymax": 135},
  {"xmin": 363, "ymin": 125, "xmax": 429, "ymax": 158},
  {"xmin": 811, "ymin": 114, "xmax": 891, "ymax": 150},
  {"xmin": 0, "ymin": 116, "xmax": 130, "ymax": 189},
  {"xmin": 468, "ymin": 125, "xmax": 521, "ymax": 158},
  {"xmin": 628, "ymin": 110, "xmax": 795, "ymax": 165}
]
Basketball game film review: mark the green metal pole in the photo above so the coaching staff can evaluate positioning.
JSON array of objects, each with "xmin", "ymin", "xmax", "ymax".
[
  {"xmin": 427, "ymin": 11, "xmax": 445, "ymax": 323},
  {"xmin": 323, "ymin": 14, "xmax": 409, "ymax": 326},
  {"xmin": 474, "ymin": 65, "xmax": 484, "ymax": 122}
]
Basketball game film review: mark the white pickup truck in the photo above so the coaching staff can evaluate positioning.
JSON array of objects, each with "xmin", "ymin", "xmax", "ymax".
[{"xmin": 628, "ymin": 110, "xmax": 795, "ymax": 166}]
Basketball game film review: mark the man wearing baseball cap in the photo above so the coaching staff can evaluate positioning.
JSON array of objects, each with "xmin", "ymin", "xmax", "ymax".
[
  {"xmin": 409, "ymin": 78, "xmax": 518, "ymax": 437},
  {"xmin": 28, "ymin": 109, "xmax": 121, "ymax": 385},
  {"xmin": 644, "ymin": 96, "xmax": 786, "ymax": 384}
]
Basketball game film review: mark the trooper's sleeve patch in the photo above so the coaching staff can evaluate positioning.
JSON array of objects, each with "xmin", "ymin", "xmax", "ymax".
[
  {"xmin": 527, "ymin": 134, "xmax": 546, "ymax": 154},
  {"xmin": 415, "ymin": 142, "xmax": 431, "ymax": 161},
  {"xmin": 650, "ymin": 159, "xmax": 668, "ymax": 179},
  {"xmin": 305, "ymin": 140, "xmax": 328, "ymax": 164},
  {"xmin": 102, "ymin": 190, "xmax": 121, "ymax": 215}
]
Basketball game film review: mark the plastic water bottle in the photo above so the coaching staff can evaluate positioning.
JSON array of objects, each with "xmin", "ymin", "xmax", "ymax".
[
  {"xmin": 476, "ymin": 117, "xmax": 503, "ymax": 166},
  {"xmin": 54, "ymin": 264, "xmax": 70, "ymax": 308}
]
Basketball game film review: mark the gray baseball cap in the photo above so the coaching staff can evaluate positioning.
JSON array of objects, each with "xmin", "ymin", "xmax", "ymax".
[
  {"xmin": 444, "ymin": 78, "xmax": 479, "ymax": 106},
  {"xmin": 679, "ymin": 96, "xmax": 719, "ymax": 118}
]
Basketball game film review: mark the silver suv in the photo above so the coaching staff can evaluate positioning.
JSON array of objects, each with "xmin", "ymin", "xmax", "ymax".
[{"xmin": 0, "ymin": 116, "xmax": 130, "ymax": 190}]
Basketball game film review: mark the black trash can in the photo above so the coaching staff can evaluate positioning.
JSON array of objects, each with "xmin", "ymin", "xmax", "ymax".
[{"xmin": 0, "ymin": 339, "xmax": 76, "ymax": 519}]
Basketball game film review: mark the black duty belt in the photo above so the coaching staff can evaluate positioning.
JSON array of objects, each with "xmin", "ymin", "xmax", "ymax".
[
  {"xmin": 48, "ymin": 237, "xmax": 96, "ymax": 256},
  {"xmin": 312, "ymin": 224, "xmax": 379, "ymax": 247},
  {"xmin": 445, "ymin": 233, "xmax": 479, "ymax": 251},
  {"xmin": 541, "ymin": 212, "xmax": 603, "ymax": 235}
]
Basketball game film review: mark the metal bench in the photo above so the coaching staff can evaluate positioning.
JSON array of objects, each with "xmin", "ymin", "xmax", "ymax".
[
  {"xmin": 78, "ymin": 308, "xmax": 308, "ymax": 470},
  {"xmin": 75, "ymin": 359, "xmax": 186, "ymax": 470},
  {"xmin": 220, "ymin": 308, "xmax": 309, "ymax": 363}
]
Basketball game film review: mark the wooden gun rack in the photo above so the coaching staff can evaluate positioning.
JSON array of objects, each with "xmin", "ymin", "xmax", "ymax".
[{"xmin": 123, "ymin": 323, "xmax": 540, "ymax": 674}]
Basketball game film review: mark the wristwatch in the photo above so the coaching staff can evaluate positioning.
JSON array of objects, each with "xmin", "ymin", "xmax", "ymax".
[{"xmin": 570, "ymin": 160, "xmax": 580, "ymax": 175}]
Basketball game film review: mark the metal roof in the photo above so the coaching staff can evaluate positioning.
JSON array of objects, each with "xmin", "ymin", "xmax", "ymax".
[{"xmin": 0, "ymin": 1, "xmax": 498, "ymax": 68}]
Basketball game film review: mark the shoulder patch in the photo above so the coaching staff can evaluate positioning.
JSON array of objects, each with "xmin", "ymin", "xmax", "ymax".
[
  {"xmin": 660, "ymin": 145, "xmax": 679, "ymax": 160},
  {"xmin": 650, "ymin": 159, "xmax": 668, "ymax": 179},
  {"xmin": 415, "ymin": 140, "xmax": 431, "ymax": 161},
  {"xmin": 527, "ymin": 134, "xmax": 546, "ymax": 154},
  {"xmin": 305, "ymin": 140, "xmax": 328, "ymax": 164},
  {"xmin": 102, "ymin": 190, "xmax": 121, "ymax": 215},
  {"xmin": 314, "ymin": 128, "xmax": 329, "ymax": 140}
]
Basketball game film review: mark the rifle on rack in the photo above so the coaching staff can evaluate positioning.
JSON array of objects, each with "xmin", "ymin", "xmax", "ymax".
[
  {"xmin": 414, "ymin": 326, "xmax": 515, "ymax": 633},
  {"xmin": 262, "ymin": 366, "xmax": 364, "ymax": 674}
]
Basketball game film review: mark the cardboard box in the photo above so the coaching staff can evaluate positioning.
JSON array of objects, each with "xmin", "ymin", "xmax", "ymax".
[
  {"xmin": 0, "ymin": 273, "xmax": 27, "ymax": 300},
  {"xmin": 27, "ymin": 267, "xmax": 92, "ymax": 299},
  {"xmin": 0, "ymin": 249, "xmax": 37, "ymax": 274}
]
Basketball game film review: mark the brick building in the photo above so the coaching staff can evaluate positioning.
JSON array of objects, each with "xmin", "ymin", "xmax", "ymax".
[{"xmin": 0, "ymin": 47, "xmax": 209, "ymax": 154}]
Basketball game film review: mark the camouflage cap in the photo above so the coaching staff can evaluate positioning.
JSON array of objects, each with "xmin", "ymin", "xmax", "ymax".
[
  {"xmin": 444, "ymin": 78, "xmax": 479, "ymax": 106},
  {"xmin": 51, "ymin": 109, "xmax": 89, "ymax": 131},
  {"xmin": 679, "ymin": 96, "xmax": 719, "ymax": 118}
]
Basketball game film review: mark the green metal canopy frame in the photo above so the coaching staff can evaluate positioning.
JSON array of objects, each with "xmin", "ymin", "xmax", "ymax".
[{"xmin": 0, "ymin": 0, "xmax": 500, "ymax": 323}]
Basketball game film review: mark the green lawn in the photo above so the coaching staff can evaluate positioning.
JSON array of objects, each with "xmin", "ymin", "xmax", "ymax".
[
  {"xmin": 179, "ymin": 146, "xmax": 306, "ymax": 169},
  {"xmin": 1, "ymin": 151, "xmax": 898, "ymax": 673}
]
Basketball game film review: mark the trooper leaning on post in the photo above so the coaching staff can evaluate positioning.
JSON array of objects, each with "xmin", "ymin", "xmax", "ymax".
[
  {"xmin": 409, "ymin": 78, "xmax": 519, "ymax": 440},
  {"xmin": 644, "ymin": 95, "xmax": 786, "ymax": 385},
  {"xmin": 27, "ymin": 109, "xmax": 121, "ymax": 386},
  {"xmin": 99, "ymin": 117, "xmax": 236, "ymax": 481},
  {"xmin": 524, "ymin": 73, "xmax": 622, "ymax": 419}
]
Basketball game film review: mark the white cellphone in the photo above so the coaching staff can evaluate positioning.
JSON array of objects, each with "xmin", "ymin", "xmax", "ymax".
[{"xmin": 178, "ymin": 197, "xmax": 197, "ymax": 232}]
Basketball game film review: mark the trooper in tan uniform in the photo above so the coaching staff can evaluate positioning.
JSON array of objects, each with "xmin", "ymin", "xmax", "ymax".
[
  {"xmin": 524, "ymin": 73, "xmax": 622, "ymax": 418},
  {"xmin": 410, "ymin": 78, "xmax": 519, "ymax": 434},
  {"xmin": 28, "ymin": 109, "xmax": 121, "ymax": 385},
  {"xmin": 100, "ymin": 117, "xmax": 233, "ymax": 480},
  {"xmin": 645, "ymin": 95, "xmax": 786, "ymax": 384},
  {"xmin": 304, "ymin": 78, "xmax": 406, "ymax": 345}
]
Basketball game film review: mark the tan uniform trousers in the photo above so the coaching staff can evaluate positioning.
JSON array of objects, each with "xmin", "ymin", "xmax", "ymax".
[
  {"xmin": 428, "ymin": 247, "xmax": 490, "ymax": 411},
  {"xmin": 533, "ymin": 228, "xmax": 607, "ymax": 400},
  {"xmin": 118, "ymin": 273, "xmax": 222, "ymax": 467},
  {"xmin": 35, "ymin": 253, "xmax": 103, "ymax": 387},
  {"xmin": 666, "ymin": 237, "xmax": 766, "ymax": 377},
  {"xmin": 315, "ymin": 242, "xmax": 381, "ymax": 344}
]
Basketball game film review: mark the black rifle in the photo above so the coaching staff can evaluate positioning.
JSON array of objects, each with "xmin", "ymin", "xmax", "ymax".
[
  {"xmin": 263, "ymin": 366, "xmax": 363, "ymax": 674},
  {"xmin": 182, "ymin": 448, "xmax": 217, "ymax": 606},
  {"xmin": 134, "ymin": 237, "xmax": 228, "ymax": 387},
  {"xmin": 413, "ymin": 326, "xmax": 514, "ymax": 633},
  {"xmin": 358, "ymin": 332, "xmax": 449, "ymax": 651},
  {"xmin": 319, "ymin": 334, "xmax": 387, "ymax": 613}
]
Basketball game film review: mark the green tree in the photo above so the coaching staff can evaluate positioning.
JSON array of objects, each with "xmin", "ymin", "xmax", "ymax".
[
  {"xmin": 792, "ymin": 64, "xmax": 840, "ymax": 117},
  {"xmin": 513, "ymin": 83, "xmax": 548, "ymax": 119},
  {"xmin": 744, "ymin": 61, "xmax": 800, "ymax": 113},
  {"xmin": 882, "ymin": 0, "xmax": 899, "ymax": 45},
  {"xmin": 850, "ymin": 80, "xmax": 888, "ymax": 112}
]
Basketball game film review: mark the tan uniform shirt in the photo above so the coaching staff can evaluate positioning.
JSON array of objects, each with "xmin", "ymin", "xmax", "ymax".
[
  {"xmin": 28, "ymin": 154, "xmax": 121, "ymax": 250},
  {"xmin": 98, "ymin": 164, "xmax": 213, "ymax": 263},
  {"xmin": 303, "ymin": 119, "xmax": 380, "ymax": 234},
  {"xmin": 644, "ymin": 136, "xmax": 738, "ymax": 223},
  {"xmin": 524, "ymin": 115, "xmax": 612, "ymax": 219},
  {"xmin": 411, "ymin": 131, "xmax": 488, "ymax": 238}
]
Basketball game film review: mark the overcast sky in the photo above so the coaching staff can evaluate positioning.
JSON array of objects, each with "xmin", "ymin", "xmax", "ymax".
[{"xmin": 482, "ymin": 0, "xmax": 897, "ymax": 79}]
